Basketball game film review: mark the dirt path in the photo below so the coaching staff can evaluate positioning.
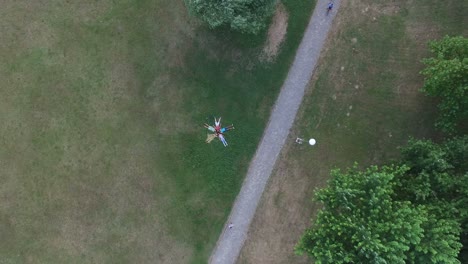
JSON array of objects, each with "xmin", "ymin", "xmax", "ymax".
[{"xmin": 209, "ymin": 1, "xmax": 341, "ymax": 263}]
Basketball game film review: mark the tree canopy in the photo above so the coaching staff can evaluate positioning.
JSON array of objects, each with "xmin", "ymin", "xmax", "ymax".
[
  {"xmin": 295, "ymin": 165, "xmax": 429, "ymax": 264},
  {"xmin": 421, "ymin": 36, "xmax": 468, "ymax": 133},
  {"xmin": 184, "ymin": 0, "xmax": 277, "ymax": 34},
  {"xmin": 397, "ymin": 137, "xmax": 468, "ymax": 232},
  {"xmin": 397, "ymin": 137, "xmax": 468, "ymax": 263},
  {"xmin": 297, "ymin": 136, "xmax": 468, "ymax": 263}
]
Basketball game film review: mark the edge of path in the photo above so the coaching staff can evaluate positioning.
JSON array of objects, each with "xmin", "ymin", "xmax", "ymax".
[{"xmin": 209, "ymin": 1, "xmax": 341, "ymax": 263}]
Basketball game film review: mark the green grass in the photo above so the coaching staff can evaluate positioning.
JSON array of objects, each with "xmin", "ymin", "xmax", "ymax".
[{"xmin": 0, "ymin": 0, "xmax": 315, "ymax": 263}]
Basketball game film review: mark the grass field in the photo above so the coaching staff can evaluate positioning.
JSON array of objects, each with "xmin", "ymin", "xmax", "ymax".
[
  {"xmin": 0, "ymin": 0, "xmax": 316, "ymax": 263},
  {"xmin": 238, "ymin": 0, "xmax": 467, "ymax": 263}
]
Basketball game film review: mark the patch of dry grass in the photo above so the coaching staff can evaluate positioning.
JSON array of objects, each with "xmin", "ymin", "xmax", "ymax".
[{"xmin": 261, "ymin": 3, "xmax": 289, "ymax": 62}]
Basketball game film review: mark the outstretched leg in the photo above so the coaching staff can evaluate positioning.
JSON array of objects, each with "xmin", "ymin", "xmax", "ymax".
[
  {"xmin": 214, "ymin": 117, "xmax": 221, "ymax": 127},
  {"xmin": 219, "ymin": 134, "xmax": 228, "ymax": 147}
]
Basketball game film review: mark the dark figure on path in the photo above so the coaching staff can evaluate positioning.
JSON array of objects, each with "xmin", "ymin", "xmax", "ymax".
[{"xmin": 327, "ymin": 2, "xmax": 334, "ymax": 15}]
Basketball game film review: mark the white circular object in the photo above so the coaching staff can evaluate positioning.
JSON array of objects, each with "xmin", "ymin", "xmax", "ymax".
[{"xmin": 309, "ymin": 139, "xmax": 316, "ymax": 146}]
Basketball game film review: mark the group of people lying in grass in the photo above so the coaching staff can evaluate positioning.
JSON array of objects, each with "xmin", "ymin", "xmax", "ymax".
[{"xmin": 204, "ymin": 117, "xmax": 234, "ymax": 147}]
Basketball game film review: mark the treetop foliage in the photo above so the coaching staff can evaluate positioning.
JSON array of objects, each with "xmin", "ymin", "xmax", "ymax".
[
  {"xmin": 296, "ymin": 165, "xmax": 428, "ymax": 264},
  {"xmin": 398, "ymin": 137, "xmax": 468, "ymax": 230},
  {"xmin": 184, "ymin": 0, "xmax": 277, "ymax": 34},
  {"xmin": 421, "ymin": 36, "xmax": 468, "ymax": 133}
]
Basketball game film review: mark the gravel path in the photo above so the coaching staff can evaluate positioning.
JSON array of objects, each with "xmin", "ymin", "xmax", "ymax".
[{"xmin": 209, "ymin": 1, "xmax": 340, "ymax": 263}]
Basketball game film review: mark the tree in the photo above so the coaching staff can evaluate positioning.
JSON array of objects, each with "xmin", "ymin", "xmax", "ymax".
[
  {"xmin": 296, "ymin": 163, "xmax": 463, "ymax": 264},
  {"xmin": 295, "ymin": 165, "xmax": 427, "ymax": 264},
  {"xmin": 421, "ymin": 36, "xmax": 468, "ymax": 133},
  {"xmin": 396, "ymin": 138, "xmax": 454, "ymax": 203},
  {"xmin": 396, "ymin": 137, "xmax": 468, "ymax": 263},
  {"xmin": 184, "ymin": 0, "xmax": 277, "ymax": 34},
  {"xmin": 411, "ymin": 213, "xmax": 462, "ymax": 264},
  {"xmin": 397, "ymin": 137, "xmax": 468, "ymax": 223}
]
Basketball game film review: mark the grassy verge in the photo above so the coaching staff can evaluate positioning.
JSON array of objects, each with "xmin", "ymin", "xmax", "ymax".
[
  {"xmin": 238, "ymin": 0, "xmax": 467, "ymax": 263},
  {"xmin": 0, "ymin": 0, "xmax": 315, "ymax": 263}
]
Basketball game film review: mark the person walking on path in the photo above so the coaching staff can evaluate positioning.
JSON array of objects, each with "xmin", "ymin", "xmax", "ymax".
[{"xmin": 327, "ymin": 2, "xmax": 334, "ymax": 15}]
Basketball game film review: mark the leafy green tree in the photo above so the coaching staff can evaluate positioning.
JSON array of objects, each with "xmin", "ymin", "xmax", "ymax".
[
  {"xmin": 421, "ymin": 36, "xmax": 468, "ymax": 133},
  {"xmin": 411, "ymin": 214, "xmax": 462, "ymax": 264},
  {"xmin": 396, "ymin": 135, "xmax": 468, "ymax": 263},
  {"xmin": 397, "ymin": 138, "xmax": 453, "ymax": 203},
  {"xmin": 397, "ymin": 137, "xmax": 468, "ymax": 222},
  {"xmin": 295, "ymin": 165, "xmax": 427, "ymax": 264},
  {"xmin": 184, "ymin": 0, "xmax": 277, "ymax": 34},
  {"xmin": 396, "ymin": 137, "xmax": 468, "ymax": 263},
  {"xmin": 296, "ymin": 163, "xmax": 464, "ymax": 263},
  {"xmin": 443, "ymin": 135, "xmax": 468, "ymax": 174}
]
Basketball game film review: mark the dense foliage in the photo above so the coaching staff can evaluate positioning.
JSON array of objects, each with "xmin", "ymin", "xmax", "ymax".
[
  {"xmin": 421, "ymin": 36, "xmax": 468, "ymax": 133},
  {"xmin": 184, "ymin": 0, "xmax": 277, "ymax": 34},
  {"xmin": 295, "ymin": 165, "xmax": 428, "ymax": 263},
  {"xmin": 397, "ymin": 137, "xmax": 468, "ymax": 212},
  {"xmin": 397, "ymin": 137, "xmax": 468, "ymax": 263},
  {"xmin": 296, "ymin": 136, "xmax": 468, "ymax": 263}
]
